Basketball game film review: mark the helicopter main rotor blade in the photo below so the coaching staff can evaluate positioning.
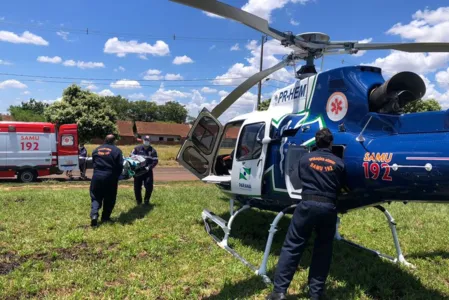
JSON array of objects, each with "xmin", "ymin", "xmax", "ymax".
[
  {"xmin": 350, "ymin": 42, "xmax": 449, "ymax": 53},
  {"xmin": 211, "ymin": 55, "xmax": 294, "ymax": 118},
  {"xmin": 169, "ymin": 0, "xmax": 320, "ymax": 50}
]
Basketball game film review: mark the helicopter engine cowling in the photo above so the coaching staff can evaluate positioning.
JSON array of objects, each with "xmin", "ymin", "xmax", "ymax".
[{"xmin": 368, "ymin": 71, "xmax": 426, "ymax": 114}]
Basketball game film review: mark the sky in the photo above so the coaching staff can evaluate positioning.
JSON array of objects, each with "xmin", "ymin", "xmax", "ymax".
[{"xmin": 1, "ymin": 0, "xmax": 449, "ymax": 123}]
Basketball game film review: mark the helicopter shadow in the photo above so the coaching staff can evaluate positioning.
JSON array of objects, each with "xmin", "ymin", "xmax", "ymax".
[
  {"xmin": 116, "ymin": 203, "xmax": 155, "ymax": 225},
  {"xmin": 204, "ymin": 208, "xmax": 449, "ymax": 299}
]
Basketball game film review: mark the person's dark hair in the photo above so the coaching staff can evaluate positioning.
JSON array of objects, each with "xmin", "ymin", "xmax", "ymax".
[
  {"xmin": 105, "ymin": 134, "xmax": 116, "ymax": 144},
  {"xmin": 315, "ymin": 128, "xmax": 333, "ymax": 148}
]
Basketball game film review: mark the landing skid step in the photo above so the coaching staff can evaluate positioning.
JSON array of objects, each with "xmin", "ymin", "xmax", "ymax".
[
  {"xmin": 201, "ymin": 201, "xmax": 297, "ymax": 285},
  {"xmin": 202, "ymin": 201, "xmax": 415, "ymax": 286},
  {"xmin": 335, "ymin": 205, "xmax": 416, "ymax": 269}
]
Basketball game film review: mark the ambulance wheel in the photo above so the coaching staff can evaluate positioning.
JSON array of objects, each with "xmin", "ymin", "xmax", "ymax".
[{"xmin": 18, "ymin": 170, "xmax": 37, "ymax": 183}]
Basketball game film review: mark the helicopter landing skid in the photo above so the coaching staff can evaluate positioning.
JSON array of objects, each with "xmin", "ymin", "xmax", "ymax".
[
  {"xmin": 201, "ymin": 199, "xmax": 297, "ymax": 285},
  {"xmin": 335, "ymin": 205, "xmax": 416, "ymax": 269}
]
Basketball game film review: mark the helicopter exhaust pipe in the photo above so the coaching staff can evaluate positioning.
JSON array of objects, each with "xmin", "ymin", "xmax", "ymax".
[{"xmin": 368, "ymin": 71, "xmax": 426, "ymax": 114}]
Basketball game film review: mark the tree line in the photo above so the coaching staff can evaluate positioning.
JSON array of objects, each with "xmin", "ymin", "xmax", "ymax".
[{"xmin": 6, "ymin": 84, "xmax": 188, "ymax": 143}]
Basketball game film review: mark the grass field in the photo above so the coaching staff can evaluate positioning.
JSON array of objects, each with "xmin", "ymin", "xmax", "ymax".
[{"xmin": 1, "ymin": 181, "xmax": 449, "ymax": 299}]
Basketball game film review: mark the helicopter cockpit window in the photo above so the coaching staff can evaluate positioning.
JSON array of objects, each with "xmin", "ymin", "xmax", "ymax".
[
  {"xmin": 191, "ymin": 116, "xmax": 219, "ymax": 155},
  {"xmin": 236, "ymin": 122, "xmax": 265, "ymax": 161}
]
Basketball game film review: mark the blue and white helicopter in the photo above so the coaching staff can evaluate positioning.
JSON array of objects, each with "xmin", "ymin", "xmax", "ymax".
[{"xmin": 171, "ymin": 0, "xmax": 449, "ymax": 284}]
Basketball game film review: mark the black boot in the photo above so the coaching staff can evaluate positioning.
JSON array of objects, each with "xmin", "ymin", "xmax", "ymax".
[
  {"xmin": 266, "ymin": 292, "xmax": 287, "ymax": 300},
  {"xmin": 91, "ymin": 217, "xmax": 98, "ymax": 227}
]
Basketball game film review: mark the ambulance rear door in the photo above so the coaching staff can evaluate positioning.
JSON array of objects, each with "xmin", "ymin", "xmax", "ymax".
[{"xmin": 57, "ymin": 124, "xmax": 79, "ymax": 171}]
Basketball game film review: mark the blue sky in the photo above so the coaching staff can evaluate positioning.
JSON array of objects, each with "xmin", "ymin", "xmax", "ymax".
[{"xmin": 1, "ymin": 0, "xmax": 449, "ymax": 122}]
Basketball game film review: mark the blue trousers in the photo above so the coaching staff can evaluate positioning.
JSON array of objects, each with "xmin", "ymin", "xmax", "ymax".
[
  {"xmin": 90, "ymin": 174, "xmax": 119, "ymax": 220},
  {"xmin": 273, "ymin": 200, "xmax": 337, "ymax": 299},
  {"xmin": 134, "ymin": 170, "xmax": 153, "ymax": 204}
]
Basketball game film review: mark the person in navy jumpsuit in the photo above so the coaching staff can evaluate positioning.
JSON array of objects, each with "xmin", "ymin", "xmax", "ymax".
[
  {"xmin": 267, "ymin": 128, "xmax": 346, "ymax": 300},
  {"xmin": 89, "ymin": 135, "xmax": 124, "ymax": 227},
  {"xmin": 131, "ymin": 136, "xmax": 158, "ymax": 205},
  {"xmin": 78, "ymin": 143, "xmax": 88, "ymax": 179}
]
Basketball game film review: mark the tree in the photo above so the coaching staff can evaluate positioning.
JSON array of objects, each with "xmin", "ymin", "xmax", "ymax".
[
  {"xmin": 103, "ymin": 95, "xmax": 133, "ymax": 120},
  {"xmin": 8, "ymin": 99, "xmax": 49, "ymax": 122},
  {"xmin": 156, "ymin": 101, "xmax": 188, "ymax": 124},
  {"xmin": 129, "ymin": 101, "xmax": 158, "ymax": 122},
  {"xmin": 258, "ymin": 98, "xmax": 271, "ymax": 111},
  {"xmin": 44, "ymin": 84, "xmax": 118, "ymax": 143},
  {"xmin": 403, "ymin": 98, "xmax": 441, "ymax": 113}
]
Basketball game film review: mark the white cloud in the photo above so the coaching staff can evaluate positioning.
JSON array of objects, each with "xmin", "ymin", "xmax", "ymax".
[
  {"xmin": 214, "ymin": 39, "xmax": 293, "ymax": 86},
  {"xmin": 352, "ymin": 38, "xmax": 372, "ymax": 57},
  {"xmin": 173, "ymin": 55, "xmax": 194, "ymax": 65},
  {"xmin": 40, "ymin": 97, "xmax": 62, "ymax": 105},
  {"xmin": 201, "ymin": 87, "xmax": 218, "ymax": 94},
  {"xmin": 37, "ymin": 56, "xmax": 62, "ymax": 64},
  {"xmin": 231, "ymin": 43, "xmax": 240, "ymax": 51},
  {"xmin": 143, "ymin": 69, "xmax": 163, "ymax": 80},
  {"xmin": 62, "ymin": 60, "xmax": 105, "ymax": 69},
  {"xmin": 56, "ymin": 30, "xmax": 72, "ymax": 42},
  {"xmin": 21, "ymin": 91, "xmax": 30, "ymax": 95},
  {"xmin": 203, "ymin": 0, "xmax": 310, "ymax": 22},
  {"xmin": 110, "ymin": 79, "xmax": 141, "ymax": 89},
  {"xmin": 128, "ymin": 93, "xmax": 146, "ymax": 100},
  {"xmin": 165, "ymin": 73, "xmax": 184, "ymax": 80},
  {"xmin": 0, "ymin": 79, "xmax": 27, "ymax": 89},
  {"xmin": 386, "ymin": 7, "xmax": 449, "ymax": 43},
  {"xmin": 0, "ymin": 30, "xmax": 48, "ymax": 46},
  {"xmin": 203, "ymin": 12, "xmax": 225, "ymax": 19},
  {"xmin": 290, "ymin": 19, "xmax": 299, "ymax": 26},
  {"xmin": 241, "ymin": 0, "xmax": 310, "ymax": 22},
  {"xmin": 0, "ymin": 59, "xmax": 12, "ymax": 65},
  {"xmin": 365, "ymin": 7, "xmax": 449, "ymax": 82},
  {"xmin": 435, "ymin": 67, "xmax": 449, "ymax": 89},
  {"xmin": 150, "ymin": 83, "xmax": 191, "ymax": 104},
  {"xmin": 184, "ymin": 88, "xmax": 257, "ymax": 123},
  {"xmin": 366, "ymin": 51, "xmax": 449, "ymax": 78},
  {"xmin": 420, "ymin": 74, "xmax": 449, "ymax": 108},
  {"xmin": 104, "ymin": 37, "xmax": 170, "ymax": 58},
  {"xmin": 80, "ymin": 80, "xmax": 98, "ymax": 90},
  {"xmin": 114, "ymin": 66, "xmax": 126, "ymax": 72},
  {"xmin": 98, "ymin": 89, "xmax": 114, "ymax": 97}
]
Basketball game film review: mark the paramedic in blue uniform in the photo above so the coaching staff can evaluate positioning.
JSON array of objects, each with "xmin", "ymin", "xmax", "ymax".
[
  {"xmin": 90, "ymin": 134, "xmax": 124, "ymax": 227},
  {"xmin": 131, "ymin": 135, "xmax": 158, "ymax": 205},
  {"xmin": 267, "ymin": 128, "xmax": 346, "ymax": 300}
]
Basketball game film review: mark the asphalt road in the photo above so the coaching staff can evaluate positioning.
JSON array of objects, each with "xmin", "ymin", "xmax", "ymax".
[{"xmin": 0, "ymin": 167, "xmax": 198, "ymax": 182}]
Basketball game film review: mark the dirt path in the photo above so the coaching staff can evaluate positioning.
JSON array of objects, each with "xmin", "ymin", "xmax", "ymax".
[{"xmin": 0, "ymin": 167, "xmax": 198, "ymax": 186}]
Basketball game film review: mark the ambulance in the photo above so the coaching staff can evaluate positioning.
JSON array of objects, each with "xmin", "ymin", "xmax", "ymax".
[{"xmin": 0, "ymin": 121, "xmax": 80, "ymax": 182}]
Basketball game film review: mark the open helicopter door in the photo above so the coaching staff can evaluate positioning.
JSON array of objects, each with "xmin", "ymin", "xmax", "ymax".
[
  {"xmin": 176, "ymin": 108, "xmax": 230, "ymax": 183},
  {"xmin": 230, "ymin": 116, "xmax": 272, "ymax": 196}
]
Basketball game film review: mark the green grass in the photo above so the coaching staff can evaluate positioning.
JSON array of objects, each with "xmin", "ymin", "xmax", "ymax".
[{"xmin": 1, "ymin": 182, "xmax": 448, "ymax": 299}]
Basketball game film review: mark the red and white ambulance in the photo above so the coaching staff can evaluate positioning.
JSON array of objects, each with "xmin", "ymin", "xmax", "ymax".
[{"xmin": 0, "ymin": 121, "xmax": 80, "ymax": 182}]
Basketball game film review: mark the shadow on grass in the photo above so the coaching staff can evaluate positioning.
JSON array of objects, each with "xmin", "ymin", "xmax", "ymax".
[
  {"xmin": 116, "ymin": 203, "xmax": 155, "ymax": 225},
  {"xmin": 408, "ymin": 251, "xmax": 449, "ymax": 260},
  {"xmin": 200, "ymin": 208, "xmax": 449, "ymax": 300}
]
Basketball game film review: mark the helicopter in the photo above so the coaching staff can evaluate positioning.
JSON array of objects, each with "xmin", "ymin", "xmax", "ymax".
[{"xmin": 170, "ymin": 0, "xmax": 449, "ymax": 284}]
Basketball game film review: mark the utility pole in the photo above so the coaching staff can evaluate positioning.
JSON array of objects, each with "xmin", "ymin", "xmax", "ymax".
[{"xmin": 256, "ymin": 35, "xmax": 268, "ymax": 110}]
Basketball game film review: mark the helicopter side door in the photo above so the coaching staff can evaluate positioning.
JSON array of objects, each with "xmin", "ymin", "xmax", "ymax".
[
  {"xmin": 176, "ymin": 108, "xmax": 225, "ymax": 180},
  {"xmin": 230, "ymin": 117, "xmax": 271, "ymax": 196}
]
